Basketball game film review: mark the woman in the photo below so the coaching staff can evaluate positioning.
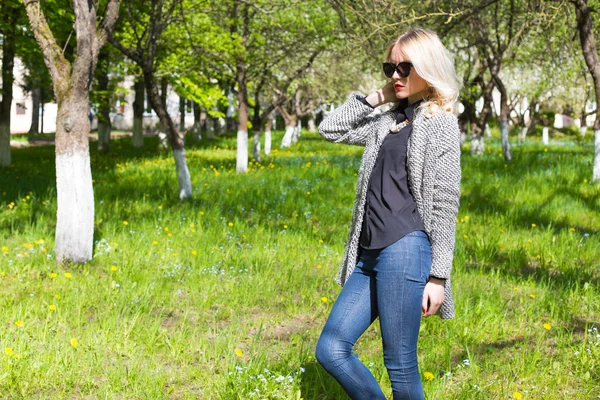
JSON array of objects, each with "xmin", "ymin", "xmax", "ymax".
[{"xmin": 315, "ymin": 27, "xmax": 461, "ymax": 400}]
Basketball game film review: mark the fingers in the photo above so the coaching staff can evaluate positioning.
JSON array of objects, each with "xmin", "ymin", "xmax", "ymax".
[{"xmin": 422, "ymin": 285, "xmax": 445, "ymax": 318}]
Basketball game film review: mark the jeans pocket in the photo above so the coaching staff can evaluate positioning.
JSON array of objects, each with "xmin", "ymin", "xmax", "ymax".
[{"xmin": 419, "ymin": 244, "xmax": 432, "ymax": 282}]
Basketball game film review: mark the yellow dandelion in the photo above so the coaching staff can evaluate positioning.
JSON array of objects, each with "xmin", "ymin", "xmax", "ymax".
[
  {"xmin": 317, "ymin": 264, "xmax": 323, "ymax": 269},
  {"xmin": 164, "ymin": 227, "xmax": 169, "ymax": 232},
  {"xmin": 49, "ymin": 304, "xmax": 56, "ymax": 311},
  {"xmin": 543, "ymin": 323, "xmax": 551, "ymax": 330},
  {"xmin": 513, "ymin": 391, "xmax": 523, "ymax": 399},
  {"xmin": 50, "ymin": 272, "xmax": 57, "ymax": 278},
  {"xmin": 199, "ymin": 211, "xmax": 205, "ymax": 215},
  {"xmin": 5, "ymin": 347, "xmax": 13, "ymax": 356},
  {"xmin": 234, "ymin": 348, "xmax": 243, "ymax": 357},
  {"xmin": 536, "ymin": 255, "xmax": 541, "ymax": 260},
  {"xmin": 319, "ymin": 239, "xmax": 324, "ymax": 244},
  {"xmin": 167, "ymin": 233, "xmax": 172, "ymax": 237},
  {"xmin": 111, "ymin": 265, "xmax": 117, "ymax": 271},
  {"xmin": 583, "ymin": 179, "xmax": 588, "ymax": 183},
  {"xmin": 192, "ymin": 250, "xmax": 198, "ymax": 256},
  {"xmin": 569, "ymin": 228, "xmax": 575, "ymax": 232},
  {"xmin": 531, "ymin": 223, "xmax": 536, "ymax": 228},
  {"xmin": 463, "ymin": 235, "xmax": 468, "ymax": 239},
  {"xmin": 55, "ymin": 294, "xmax": 61, "ymax": 299},
  {"xmin": 123, "ymin": 221, "xmax": 129, "ymax": 226},
  {"xmin": 153, "ymin": 241, "xmax": 158, "ymax": 245},
  {"xmin": 158, "ymin": 205, "xmax": 163, "ymax": 209},
  {"xmin": 13, "ymin": 354, "xmax": 20, "ymax": 359},
  {"xmin": 500, "ymin": 229, "xmax": 504, "ymax": 233},
  {"xmin": 15, "ymin": 320, "xmax": 23, "ymax": 327},
  {"xmin": 283, "ymin": 225, "xmax": 288, "ymax": 229},
  {"xmin": 423, "ymin": 371, "xmax": 434, "ymax": 381},
  {"xmin": 64, "ymin": 272, "xmax": 72, "ymax": 278},
  {"xmin": 321, "ymin": 297, "xmax": 328, "ymax": 303},
  {"xmin": 1, "ymin": 246, "xmax": 7, "ymax": 252},
  {"xmin": 306, "ymin": 191, "xmax": 311, "ymax": 195},
  {"xmin": 1, "ymin": 272, "xmax": 5, "ymax": 277},
  {"xmin": 460, "ymin": 218, "xmax": 464, "ymax": 223},
  {"xmin": 228, "ymin": 222, "xmax": 233, "ymax": 227},
  {"xmin": 464, "ymin": 216, "xmax": 470, "ymax": 220},
  {"xmin": 70, "ymin": 338, "xmax": 78, "ymax": 347},
  {"xmin": 530, "ymin": 294, "xmax": 536, "ymax": 299},
  {"xmin": 189, "ymin": 223, "xmax": 195, "ymax": 228},
  {"xmin": 499, "ymin": 244, "xmax": 504, "ymax": 248}
]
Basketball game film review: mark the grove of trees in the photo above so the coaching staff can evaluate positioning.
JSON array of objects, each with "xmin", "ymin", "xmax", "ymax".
[{"xmin": 1, "ymin": 0, "xmax": 599, "ymax": 264}]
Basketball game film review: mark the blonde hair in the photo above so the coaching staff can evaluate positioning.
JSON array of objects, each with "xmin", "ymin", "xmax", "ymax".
[{"xmin": 385, "ymin": 27, "xmax": 460, "ymax": 116}]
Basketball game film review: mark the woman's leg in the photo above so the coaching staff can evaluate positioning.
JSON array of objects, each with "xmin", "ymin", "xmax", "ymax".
[
  {"xmin": 315, "ymin": 256, "xmax": 386, "ymax": 400},
  {"xmin": 375, "ymin": 231, "xmax": 432, "ymax": 400}
]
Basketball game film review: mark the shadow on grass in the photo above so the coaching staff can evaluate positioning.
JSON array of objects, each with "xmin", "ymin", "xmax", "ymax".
[{"xmin": 298, "ymin": 361, "xmax": 350, "ymax": 400}]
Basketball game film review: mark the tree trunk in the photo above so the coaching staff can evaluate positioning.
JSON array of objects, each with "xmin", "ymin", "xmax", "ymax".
[
  {"xmin": 494, "ymin": 76, "xmax": 512, "ymax": 161},
  {"xmin": 192, "ymin": 102, "xmax": 202, "ymax": 142},
  {"xmin": 28, "ymin": 88, "xmax": 41, "ymax": 139},
  {"xmin": 264, "ymin": 111, "xmax": 274, "ymax": 156},
  {"xmin": 235, "ymin": 4, "xmax": 250, "ymax": 173},
  {"xmin": 572, "ymin": 0, "xmax": 600, "ymax": 182},
  {"xmin": 97, "ymin": 50, "xmax": 111, "ymax": 153},
  {"xmin": 206, "ymin": 113, "xmax": 215, "ymax": 139},
  {"xmin": 55, "ymin": 93, "xmax": 95, "ymax": 263},
  {"xmin": 308, "ymin": 114, "xmax": 316, "ymax": 132},
  {"xmin": 227, "ymin": 86, "xmax": 236, "ymax": 133},
  {"xmin": 132, "ymin": 76, "xmax": 144, "ymax": 148},
  {"xmin": 471, "ymin": 77, "xmax": 494, "ymax": 156},
  {"xmin": 281, "ymin": 115, "xmax": 297, "ymax": 148},
  {"xmin": 292, "ymin": 119, "xmax": 301, "ymax": 143},
  {"xmin": 179, "ymin": 96, "xmax": 185, "ymax": 132},
  {"xmin": 594, "ymin": 130, "xmax": 600, "ymax": 181},
  {"xmin": 542, "ymin": 126, "xmax": 549, "ymax": 145},
  {"xmin": 145, "ymin": 72, "xmax": 192, "ymax": 199},
  {"xmin": 0, "ymin": 5, "xmax": 17, "ymax": 167}
]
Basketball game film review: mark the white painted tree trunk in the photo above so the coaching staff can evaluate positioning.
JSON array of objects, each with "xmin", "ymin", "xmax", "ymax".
[
  {"xmin": 252, "ymin": 130, "xmax": 261, "ymax": 162},
  {"xmin": 265, "ymin": 129, "xmax": 272, "ymax": 155},
  {"xmin": 500, "ymin": 119, "xmax": 512, "ymax": 161},
  {"xmin": 206, "ymin": 117, "xmax": 215, "ymax": 140},
  {"xmin": 55, "ymin": 151, "xmax": 94, "ymax": 263},
  {"xmin": 485, "ymin": 123, "xmax": 492, "ymax": 137},
  {"xmin": 593, "ymin": 130, "xmax": 600, "ymax": 182},
  {"xmin": 471, "ymin": 135, "xmax": 485, "ymax": 156},
  {"xmin": 173, "ymin": 148, "xmax": 192, "ymax": 199},
  {"xmin": 542, "ymin": 127, "xmax": 549, "ymax": 145},
  {"xmin": 580, "ymin": 126, "xmax": 587, "ymax": 137},
  {"xmin": 291, "ymin": 120, "xmax": 301, "ymax": 144},
  {"xmin": 519, "ymin": 127, "xmax": 528, "ymax": 141},
  {"xmin": 460, "ymin": 131, "xmax": 467, "ymax": 146},
  {"xmin": 97, "ymin": 121, "xmax": 111, "ymax": 152},
  {"xmin": 281, "ymin": 126, "xmax": 295, "ymax": 148},
  {"xmin": 237, "ymin": 129, "xmax": 248, "ymax": 172},
  {"xmin": 132, "ymin": 116, "xmax": 144, "ymax": 148},
  {"xmin": 308, "ymin": 117, "xmax": 316, "ymax": 132}
]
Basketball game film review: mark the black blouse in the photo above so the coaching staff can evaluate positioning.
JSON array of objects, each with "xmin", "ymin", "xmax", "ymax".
[{"xmin": 357, "ymin": 96, "xmax": 425, "ymax": 250}]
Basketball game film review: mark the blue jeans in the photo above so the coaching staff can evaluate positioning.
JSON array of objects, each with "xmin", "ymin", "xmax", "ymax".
[{"xmin": 316, "ymin": 230, "xmax": 432, "ymax": 400}]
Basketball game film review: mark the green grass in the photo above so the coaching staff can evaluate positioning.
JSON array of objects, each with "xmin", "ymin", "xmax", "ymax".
[{"xmin": 1, "ymin": 130, "xmax": 599, "ymax": 399}]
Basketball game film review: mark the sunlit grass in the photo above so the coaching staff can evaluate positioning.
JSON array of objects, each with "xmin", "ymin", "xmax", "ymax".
[{"xmin": 1, "ymin": 130, "xmax": 599, "ymax": 399}]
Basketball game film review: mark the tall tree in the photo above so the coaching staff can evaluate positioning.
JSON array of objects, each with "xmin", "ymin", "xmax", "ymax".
[
  {"xmin": 570, "ymin": 0, "xmax": 600, "ymax": 182},
  {"xmin": 0, "ymin": 0, "xmax": 22, "ymax": 166},
  {"xmin": 22, "ymin": 0, "xmax": 120, "ymax": 263},
  {"xmin": 108, "ymin": 0, "xmax": 193, "ymax": 199}
]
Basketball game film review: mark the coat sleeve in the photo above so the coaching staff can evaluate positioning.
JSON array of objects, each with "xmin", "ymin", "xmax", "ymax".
[
  {"xmin": 318, "ymin": 93, "xmax": 378, "ymax": 146},
  {"xmin": 429, "ymin": 114, "xmax": 462, "ymax": 280}
]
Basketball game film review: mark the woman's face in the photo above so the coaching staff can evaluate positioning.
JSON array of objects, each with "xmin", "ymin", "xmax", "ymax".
[{"xmin": 388, "ymin": 44, "xmax": 430, "ymax": 104}]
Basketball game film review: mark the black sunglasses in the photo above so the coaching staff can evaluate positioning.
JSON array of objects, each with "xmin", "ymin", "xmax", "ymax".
[{"xmin": 382, "ymin": 62, "xmax": 413, "ymax": 78}]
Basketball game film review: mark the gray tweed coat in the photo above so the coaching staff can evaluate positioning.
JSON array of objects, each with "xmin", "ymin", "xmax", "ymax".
[{"xmin": 318, "ymin": 93, "xmax": 461, "ymax": 319}]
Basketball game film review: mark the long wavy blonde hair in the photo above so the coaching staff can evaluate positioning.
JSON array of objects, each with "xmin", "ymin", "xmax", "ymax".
[{"xmin": 385, "ymin": 27, "xmax": 460, "ymax": 116}]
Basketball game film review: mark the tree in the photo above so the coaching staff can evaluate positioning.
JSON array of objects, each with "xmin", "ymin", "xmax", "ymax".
[
  {"xmin": 108, "ymin": 0, "xmax": 194, "ymax": 199},
  {"xmin": 569, "ymin": 0, "xmax": 600, "ymax": 182},
  {"xmin": 0, "ymin": 0, "xmax": 24, "ymax": 166},
  {"xmin": 22, "ymin": 0, "xmax": 120, "ymax": 263}
]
